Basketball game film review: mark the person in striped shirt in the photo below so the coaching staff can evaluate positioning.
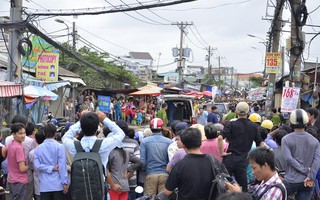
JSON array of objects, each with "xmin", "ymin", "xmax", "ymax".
[{"xmin": 226, "ymin": 147, "xmax": 286, "ymax": 200}]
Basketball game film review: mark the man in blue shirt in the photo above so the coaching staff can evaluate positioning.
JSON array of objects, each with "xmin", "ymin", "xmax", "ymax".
[
  {"xmin": 207, "ymin": 106, "xmax": 219, "ymax": 124},
  {"xmin": 34, "ymin": 123, "xmax": 69, "ymax": 199},
  {"xmin": 140, "ymin": 118, "xmax": 172, "ymax": 197}
]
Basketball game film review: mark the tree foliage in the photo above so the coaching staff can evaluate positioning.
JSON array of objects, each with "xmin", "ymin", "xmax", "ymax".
[
  {"xmin": 59, "ymin": 44, "xmax": 140, "ymax": 89},
  {"xmin": 249, "ymin": 76, "xmax": 263, "ymax": 88}
]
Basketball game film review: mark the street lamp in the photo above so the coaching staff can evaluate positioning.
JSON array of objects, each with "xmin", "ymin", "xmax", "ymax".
[
  {"xmin": 55, "ymin": 19, "xmax": 70, "ymax": 49},
  {"xmin": 247, "ymin": 34, "xmax": 268, "ymax": 47},
  {"xmin": 251, "ymin": 47, "xmax": 264, "ymax": 69},
  {"xmin": 247, "ymin": 34, "xmax": 268, "ymax": 77}
]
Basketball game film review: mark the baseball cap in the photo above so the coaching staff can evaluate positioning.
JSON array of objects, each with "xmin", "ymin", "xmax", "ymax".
[
  {"xmin": 175, "ymin": 122, "xmax": 188, "ymax": 135},
  {"xmin": 236, "ymin": 102, "xmax": 249, "ymax": 115}
]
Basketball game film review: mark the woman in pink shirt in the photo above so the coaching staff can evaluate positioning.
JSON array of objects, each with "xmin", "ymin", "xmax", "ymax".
[{"xmin": 200, "ymin": 123, "xmax": 228, "ymax": 161}]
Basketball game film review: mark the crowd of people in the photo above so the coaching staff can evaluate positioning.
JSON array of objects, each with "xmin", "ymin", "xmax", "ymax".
[{"xmin": 0, "ymin": 99, "xmax": 320, "ymax": 200}]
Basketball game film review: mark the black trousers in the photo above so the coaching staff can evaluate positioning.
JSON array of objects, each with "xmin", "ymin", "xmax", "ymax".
[
  {"xmin": 223, "ymin": 155, "xmax": 248, "ymax": 192},
  {"xmin": 40, "ymin": 191, "xmax": 65, "ymax": 200}
]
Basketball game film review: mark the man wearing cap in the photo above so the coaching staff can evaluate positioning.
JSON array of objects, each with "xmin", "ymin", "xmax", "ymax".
[
  {"xmin": 218, "ymin": 102, "xmax": 264, "ymax": 192},
  {"xmin": 140, "ymin": 118, "xmax": 172, "ymax": 197}
]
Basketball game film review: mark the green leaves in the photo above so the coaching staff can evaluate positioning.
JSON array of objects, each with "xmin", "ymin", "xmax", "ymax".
[{"xmin": 59, "ymin": 46, "xmax": 139, "ymax": 89}]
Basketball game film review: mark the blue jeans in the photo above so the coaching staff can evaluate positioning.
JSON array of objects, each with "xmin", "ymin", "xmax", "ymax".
[
  {"xmin": 128, "ymin": 187, "xmax": 136, "ymax": 200},
  {"xmin": 284, "ymin": 181, "xmax": 314, "ymax": 200}
]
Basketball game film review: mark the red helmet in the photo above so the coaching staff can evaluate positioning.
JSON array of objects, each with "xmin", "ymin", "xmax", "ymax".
[{"xmin": 150, "ymin": 118, "xmax": 164, "ymax": 130}]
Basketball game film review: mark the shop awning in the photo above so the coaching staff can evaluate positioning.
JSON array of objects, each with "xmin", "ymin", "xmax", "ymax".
[
  {"xmin": 0, "ymin": 81, "xmax": 22, "ymax": 97},
  {"xmin": 60, "ymin": 76, "xmax": 86, "ymax": 86},
  {"xmin": 44, "ymin": 81, "xmax": 70, "ymax": 91},
  {"xmin": 23, "ymin": 85, "xmax": 58, "ymax": 101}
]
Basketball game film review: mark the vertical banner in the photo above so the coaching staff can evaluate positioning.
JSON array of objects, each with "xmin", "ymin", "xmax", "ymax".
[
  {"xmin": 98, "ymin": 96, "xmax": 111, "ymax": 113},
  {"xmin": 35, "ymin": 53, "xmax": 59, "ymax": 82},
  {"xmin": 212, "ymin": 86, "xmax": 218, "ymax": 101},
  {"xmin": 281, "ymin": 87, "xmax": 300, "ymax": 112},
  {"xmin": 266, "ymin": 52, "xmax": 281, "ymax": 74}
]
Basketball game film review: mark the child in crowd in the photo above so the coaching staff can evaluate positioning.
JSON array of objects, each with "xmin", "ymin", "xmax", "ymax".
[{"xmin": 137, "ymin": 109, "xmax": 143, "ymax": 126}]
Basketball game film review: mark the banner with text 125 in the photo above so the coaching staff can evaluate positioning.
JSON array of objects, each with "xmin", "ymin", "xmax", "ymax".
[{"xmin": 281, "ymin": 87, "xmax": 300, "ymax": 113}]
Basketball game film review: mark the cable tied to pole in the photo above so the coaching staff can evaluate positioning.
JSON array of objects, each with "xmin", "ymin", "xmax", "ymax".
[
  {"xmin": 18, "ymin": 37, "xmax": 33, "ymax": 57},
  {"xmin": 295, "ymin": 3, "xmax": 308, "ymax": 26}
]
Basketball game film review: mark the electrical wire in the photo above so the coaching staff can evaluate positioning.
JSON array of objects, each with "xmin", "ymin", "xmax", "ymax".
[
  {"xmin": 187, "ymin": 26, "xmax": 207, "ymax": 48},
  {"xmin": 185, "ymin": 33, "xmax": 205, "ymax": 50},
  {"xmin": 23, "ymin": 0, "xmax": 197, "ymax": 17},
  {"xmin": 135, "ymin": 0, "xmax": 174, "ymax": 23},
  {"xmin": 105, "ymin": 0, "xmax": 166, "ymax": 25},
  {"xmin": 77, "ymin": 35, "xmax": 128, "ymax": 64},
  {"xmin": 119, "ymin": 0, "xmax": 170, "ymax": 25},
  {"xmin": 0, "ymin": 28, "xmax": 19, "ymax": 73},
  {"xmin": 308, "ymin": 4, "xmax": 320, "ymax": 15},
  {"xmin": 193, "ymin": 24, "xmax": 209, "ymax": 47},
  {"xmin": 25, "ymin": 0, "xmax": 132, "ymax": 52},
  {"xmin": 157, "ymin": 0, "xmax": 251, "ymax": 11}
]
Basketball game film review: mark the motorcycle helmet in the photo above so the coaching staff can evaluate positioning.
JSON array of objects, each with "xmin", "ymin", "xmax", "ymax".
[
  {"xmin": 249, "ymin": 113, "xmax": 262, "ymax": 123},
  {"xmin": 261, "ymin": 120, "xmax": 273, "ymax": 130},
  {"xmin": 150, "ymin": 118, "xmax": 163, "ymax": 131},
  {"xmin": 290, "ymin": 109, "xmax": 308, "ymax": 128}
]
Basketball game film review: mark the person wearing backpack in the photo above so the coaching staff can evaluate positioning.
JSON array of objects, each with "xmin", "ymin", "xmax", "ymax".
[
  {"xmin": 225, "ymin": 147, "xmax": 286, "ymax": 200},
  {"xmin": 62, "ymin": 111, "xmax": 125, "ymax": 200}
]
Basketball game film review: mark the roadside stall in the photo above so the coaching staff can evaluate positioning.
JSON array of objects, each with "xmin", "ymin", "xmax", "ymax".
[
  {"xmin": 22, "ymin": 85, "xmax": 59, "ymax": 124},
  {"xmin": 0, "ymin": 81, "xmax": 22, "ymax": 124}
]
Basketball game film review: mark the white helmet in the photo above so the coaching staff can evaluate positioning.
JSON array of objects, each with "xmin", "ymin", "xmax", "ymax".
[{"xmin": 290, "ymin": 109, "xmax": 308, "ymax": 128}]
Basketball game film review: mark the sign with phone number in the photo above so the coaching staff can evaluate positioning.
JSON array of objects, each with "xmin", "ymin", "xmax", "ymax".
[
  {"xmin": 281, "ymin": 87, "xmax": 300, "ymax": 113},
  {"xmin": 266, "ymin": 52, "xmax": 281, "ymax": 74}
]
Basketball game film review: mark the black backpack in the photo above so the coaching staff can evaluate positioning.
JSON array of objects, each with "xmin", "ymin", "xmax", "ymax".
[
  {"xmin": 207, "ymin": 154, "xmax": 232, "ymax": 200},
  {"xmin": 71, "ymin": 140, "xmax": 105, "ymax": 200}
]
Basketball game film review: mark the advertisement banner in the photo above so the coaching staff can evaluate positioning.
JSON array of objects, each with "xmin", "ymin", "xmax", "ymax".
[
  {"xmin": 98, "ymin": 96, "xmax": 111, "ymax": 113},
  {"xmin": 35, "ymin": 53, "xmax": 59, "ymax": 82},
  {"xmin": 266, "ymin": 52, "xmax": 281, "ymax": 74},
  {"xmin": 281, "ymin": 87, "xmax": 300, "ymax": 113},
  {"xmin": 248, "ymin": 87, "xmax": 266, "ymax": 101},
  {"xmin": 22, "ymin": 36, "xmax": 59, "ymax": 68}
]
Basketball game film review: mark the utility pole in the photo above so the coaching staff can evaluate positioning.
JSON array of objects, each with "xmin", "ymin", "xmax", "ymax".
[
  {"xmin": 72, "ymin": 21, "xmax": 77, "ymax": 51},
  {"xmin": 7, "ymin": 0, "xmax": 23, "ymax": 120},
  {"xmin": 207, "ymin": 46, "xmax": 213, "ymax": 75},
  {"xmin": 265, "ymin": 0, "xmax": 284, "ymax": 117},
  {"xmin": 172, "ymin": 22, "xmax": 193, "ymax": 86},
  {"xmin": 290, "ymin": 0, "xmax": 302, "ymax": 86},
  {"xmin": 7, "ymin": 0, "xmax": 22, "ymax": 82}
]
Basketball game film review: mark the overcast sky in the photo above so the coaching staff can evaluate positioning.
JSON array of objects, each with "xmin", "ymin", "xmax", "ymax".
[{"xmin": 0, "ymin": 0, "xmax": 319, "ymax": 74}]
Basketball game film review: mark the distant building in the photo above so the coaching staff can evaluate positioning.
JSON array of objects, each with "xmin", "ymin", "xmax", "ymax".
[
  {"xmin": 234, "ymin": 73, "xmax": 263, "ymax": 90},
  {"xmin": 205, "ymin": 66, "xmax": 235, "ymax": 87},
  {"xmin": 120, "ymin": 52, "xmax": 154, "ymax": 82}
]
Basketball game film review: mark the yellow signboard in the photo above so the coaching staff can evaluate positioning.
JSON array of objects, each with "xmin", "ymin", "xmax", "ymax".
[
  {"xmin": 266, "ymin": 52, "xmax": 281, "ymax": 74},
  {"xmin": 35, "ymin": 53, "xmax": 59, "ymax": 82}
]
